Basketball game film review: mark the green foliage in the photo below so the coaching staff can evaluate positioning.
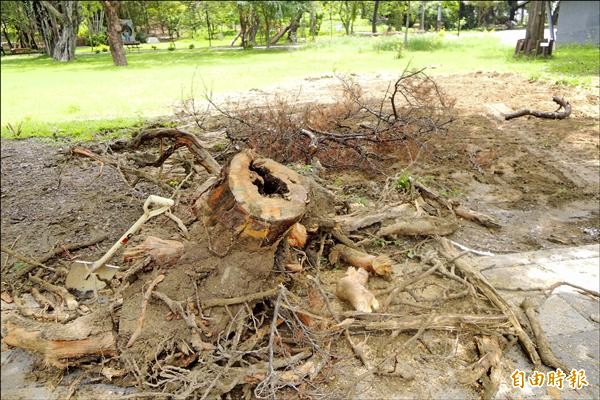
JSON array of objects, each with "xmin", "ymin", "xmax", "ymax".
[
  {"xmin": 188, "ymin": 43, "xmax": 195, "ymax": 49},
  {"xmin": 88, "ymin": 32, "xmax": 108, "ymax": 47},
  {"xmin": 168, "ymin": 43, "xmax": 176, "ymax": 51},
  {"xmin": 151, "ymin": 45, "xmax": 158, "ymax": 50},
  {"xmin": 394, "ymin": 171, "xmax": 412, "ymax": 192},
  {"xmin": 101, "ymin": 47, "xmax": 108, "ymax": 53}
]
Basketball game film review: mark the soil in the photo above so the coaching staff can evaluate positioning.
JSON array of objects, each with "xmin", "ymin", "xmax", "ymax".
[{"xmin": 1, "ymin": 72, "xmax": 598, "ymax": 399}]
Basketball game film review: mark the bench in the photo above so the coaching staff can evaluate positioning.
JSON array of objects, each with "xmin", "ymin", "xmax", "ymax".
[{"xmin": 124, "ymin": 41, "xmax": 141, "ymax": 51}]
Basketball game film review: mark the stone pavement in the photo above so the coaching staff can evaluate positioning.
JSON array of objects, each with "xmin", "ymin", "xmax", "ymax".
[{"xmin": 475, "ymin": 244, "xmax": 599, "ymax": 400}]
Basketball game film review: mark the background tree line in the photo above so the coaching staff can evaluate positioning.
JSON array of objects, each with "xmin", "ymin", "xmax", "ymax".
[{"xmin": 1, "ymin": 1, "xmax": 551, "ymax": 63}]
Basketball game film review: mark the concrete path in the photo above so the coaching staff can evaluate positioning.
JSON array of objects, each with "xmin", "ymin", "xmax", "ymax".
[{"xmin": 475, "ymin": 244, "xmax": 599, "ymax": 399}]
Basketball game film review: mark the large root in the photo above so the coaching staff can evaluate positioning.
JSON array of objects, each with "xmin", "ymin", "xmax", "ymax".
[{"xmin": 3, "ymin": 308, "xmax": 116, "ymax": 368}]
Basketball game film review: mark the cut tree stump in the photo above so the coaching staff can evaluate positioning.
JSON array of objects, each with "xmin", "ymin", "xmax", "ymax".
[{"xmin": 194, "ymin": 149, "xmax": 308, "ymax": 251}]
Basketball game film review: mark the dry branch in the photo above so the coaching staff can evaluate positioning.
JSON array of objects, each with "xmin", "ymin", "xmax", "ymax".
[
  {"xmin": 129, "ymin": 128, "xmax": 221, "ymax": 175},
  {"xmin": 437, "ymin": 238, "xmax": 541, "ymax": 368},
  {"xmin": 71, "ymin": 146, "xmax": 174, "ymax": 192},
  {"xmin": 29, "ymin": 275, "xmax": 78, "ymax": 311},
  {"xmin": 334, "ymin": 204, "xmax": 413, "ymax": 232},
  {"xmin": 505, "ymin": 97, "xmax": 571, "ymax": 120},
  {"xmin": 1, "ymin": 245, "xmax": 55, "ymax": 276},
  {"xmin": 378, "ymin": 216, "xmax": 458, "ymax": 237},
  {"xmin": 350, "ymin": 313, "xmax": 509, "ymax": 333},
  {"xmin": 126, "ymin": 274, "xmax": 165, "ymax": 348}
]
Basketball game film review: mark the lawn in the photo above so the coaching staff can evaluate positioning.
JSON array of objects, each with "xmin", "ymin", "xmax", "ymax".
[{"xmin": 1, "ymin": 32, "xmax": 598, "ymax": 139}]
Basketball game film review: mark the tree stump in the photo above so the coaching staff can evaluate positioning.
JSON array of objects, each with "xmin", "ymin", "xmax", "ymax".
[{"xmin": 194, "ymin": 149, "xmax": 308, "ymax": 252}]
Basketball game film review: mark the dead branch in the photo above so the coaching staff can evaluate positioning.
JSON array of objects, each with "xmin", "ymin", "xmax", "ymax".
[
  {"xmin": 350, "ymin": 313, "xmax": 510, "ymax": 333},
  {"xmin": 1, "ymin": 245, "xmax": 56, "ymax": 276},
  {"xmin": 126, "ymin": 274, "xmax": 165, "ymax": 348},
  {"xmin": 521, "ymin": 298, "xmax": 569, "ymax": 371},
  {"xmin": 72, "ymin": 146, "xmax": 174, "ymax": 192},
  {"xmin": 128, "ymin": 128, "xmax": 221, "ymax": 175},
  {"xmin": 14, "ymin": 295, "xmax": 72, "ymax": 323},
  {"xmin": 437, "ymin": 238, "xmax": 541, "ymax": 368},
  {"xmin": 378, "ymin": 216, "xmax": 458, "ymax": 237},
  {"xmin": 334, "ymin": 204, "xmax": 413, "ymax": 232},
  {"xmin": 29, "ymin": 275, "xmax": 78, "ymax": 311},
  {"xmin": 453, "ymin": 206, "xmax": 501, "ymax": 229},
  {"xmin": 505, "ymin": 96, "xmax": 571, "ymax": 120},
  {"xmin": 12, "ymin": 234, "xmax": 108, "ymax": 278}
]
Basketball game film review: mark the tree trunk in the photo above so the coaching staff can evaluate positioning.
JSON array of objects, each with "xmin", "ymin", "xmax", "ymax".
[
  {"xmin": 189, "ymin": 150, "xmax": 308, "ymax": 335},
  {"xmin": 309, "ymin": 7, "xmax": 316, "ymax": 39},
  {"xmin": 436, "ymin": 3, "xmax": 442, "ymax": 31},
  {"xmin": 1, "ymin": 20, "xmax": 14, "ymax": 50},
  {"xmin": 33, "ymin": 1, "xmax": 82, "ymax": 62},
  {"xmin": 404, "ymin": 1, "xmax": 410, "ymax": 46},
  {"xmin": 101, "ymin": 1, "xmax": 127, "ymax": 66},
  {"xmin": 421, "ymin": 1, "xmax": 426, "ymax": 31},
  {"xmin": 372, "ymin": 0, "xmax": 380, "ymax": 33},
  {"xmin": 516, "ymin": 1, "xmax": 545, "ymax": 56}
]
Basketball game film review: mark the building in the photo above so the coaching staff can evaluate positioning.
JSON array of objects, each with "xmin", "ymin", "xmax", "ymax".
[{"xmin": 557, "ymin": 1, "xmax": 600, "ymax": 45}]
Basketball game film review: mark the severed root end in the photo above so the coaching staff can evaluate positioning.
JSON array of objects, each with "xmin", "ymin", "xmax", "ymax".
[
  {"xmin": 336, "ymin": 267, "xmax": 379, "ymax": 313},
  {"xmin": 287, "ymin": 222, "xmax": 308, "ymax": 248},
  {"xmin": 329, "ymin": 244, "xmax": 392, "ymax": 279},
  {"xmin": 123, "ymin": 236, "xmax": 184, "ymax": 267}
]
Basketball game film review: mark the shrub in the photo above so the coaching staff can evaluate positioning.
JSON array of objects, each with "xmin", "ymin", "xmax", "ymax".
[
  {"xmin": 101, "ymin": 46, "xmax": 108, "ymax": 52},
  {"xmin": 94, "ymin": 49, "xmax": 100, "ymax": 54},
  {"xmin": 188, "ymin": 43, "xmax": 195, "ymax": 49},
  {"xmin": 406, "ymin": 35, "xmax": 444, "ymax": 51},
  {"xmin": 152, "ymin": 45, "xmax": 158, "ymax": 51},
  {"xmin": 88, "ymin": 32, "xmax": 107, "ymax": 47},
  {"xmin": 136, "ymin": 32, "xmax": 148, "ymax": 43},
  {"xmin": 168, "ymin": 43, "xmax": 176, "ymax": 51}
]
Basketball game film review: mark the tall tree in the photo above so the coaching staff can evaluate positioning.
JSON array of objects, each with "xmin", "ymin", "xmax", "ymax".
[
  {"xmin": 372, "ymin": 0, "xmax": 379, "ymax": 33},
  {"xmin": 338, "ymin": 0, "xmax": 358, "ymax": 35},
  {"xmin": 33, "ymin": 1, "xmax": 82, "ymax": 61},
  {"xmin": 101, "ymin": 0, "xmax": 127, "ymax": 66}
]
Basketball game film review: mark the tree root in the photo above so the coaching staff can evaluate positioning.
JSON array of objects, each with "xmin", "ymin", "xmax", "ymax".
[
  {"xmin": 505, "ymin": 96, "xmax": 571, "ymax": 120},
  {"xmin": 437, "ymin": 238, "xmax": 541, "ymax": 369},
  {"xmin": 521, "ymin": 297, "xmax": 569, "ymax": 371}
]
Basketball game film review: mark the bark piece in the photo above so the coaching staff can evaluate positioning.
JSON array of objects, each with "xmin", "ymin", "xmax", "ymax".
[
  {"xmin": 123, "ymin": 236, "xmax": 184, "ymax": 267},
  {"xmin": 3, "ymin": 308, "xmax": 116, "ymax": 368},
  {"xmin": 336, "ymin": 267, "xmax": 380, "ymax": 313},
  {"xmin": 329, "ymin": 244, "xmax": 392, "ymax": 279},
  {"xmin": 378, "ymin": 216, "xmax": 458, "ymax": 237}
]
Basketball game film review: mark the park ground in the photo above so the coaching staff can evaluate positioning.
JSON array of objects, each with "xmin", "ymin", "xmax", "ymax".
[
  {"xmin": 0, "ymin": 31, "xmax": 598, "ymax": 138},
  {"xmin": 1, "ymin": 30, "xmax": 599, "ymax": 399}
]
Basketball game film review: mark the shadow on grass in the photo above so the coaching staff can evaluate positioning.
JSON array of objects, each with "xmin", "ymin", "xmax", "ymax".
[{"xmin": 0, "ymin": 46, "xmax": 306, "ymax": 72}]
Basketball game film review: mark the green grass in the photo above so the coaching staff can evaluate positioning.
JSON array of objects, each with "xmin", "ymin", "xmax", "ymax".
[{"xmin": 1, "ymin": 32, "xmax": 598, "ymax": 139}]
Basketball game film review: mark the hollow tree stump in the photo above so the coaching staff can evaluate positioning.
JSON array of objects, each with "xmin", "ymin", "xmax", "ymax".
[
  {"xmin": 194, "ymin": 149, "xmax": 308, "ymax": 252},
  {"xmin": 186, "ymin": 150, "xmax": 309, "ymax": 335}
]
